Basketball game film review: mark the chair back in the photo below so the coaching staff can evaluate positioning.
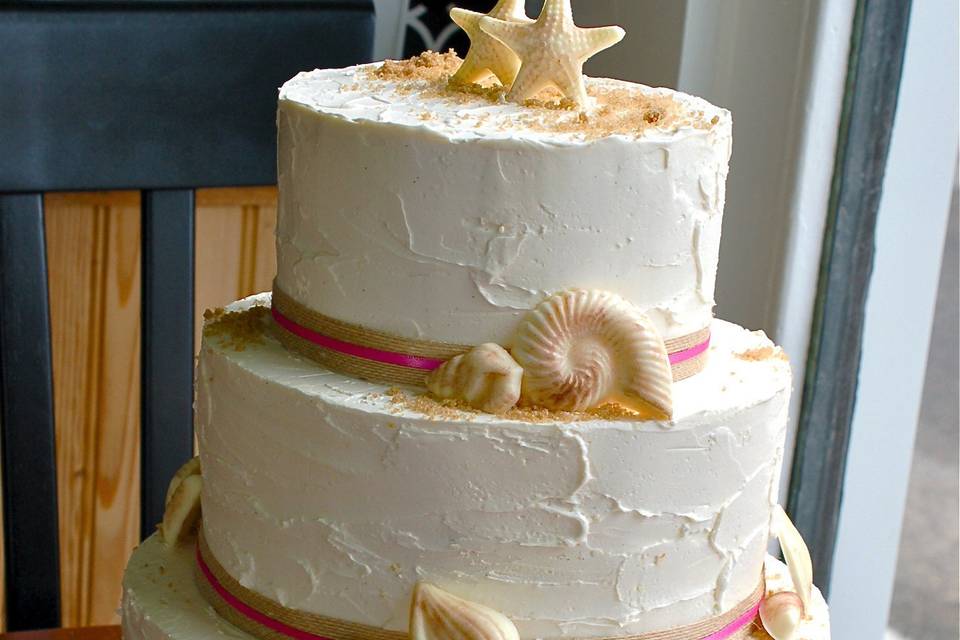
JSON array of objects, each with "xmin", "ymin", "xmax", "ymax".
[{"xmin": 0, "ymin": 1, "xmax": 374, "ymax": 629}]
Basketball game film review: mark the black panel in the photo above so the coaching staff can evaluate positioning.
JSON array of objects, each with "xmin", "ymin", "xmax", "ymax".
[
  {"xmin": 788, "ymin": 0, "xmax": 913, "ymax": 594},
  {"xmin": 403, "ymin": 0, "xmax": 494, "ymax": 57},
  {"xmin": 0, "ymin": 1, "xmax": 375, "ymax": 192},
  {"xmin": 0, "ymin": 193, "xmax": 62, "ymax": 630},
  {"xmin": 140, "ymin": 189, "xmax": 196, "ymax": 539}
]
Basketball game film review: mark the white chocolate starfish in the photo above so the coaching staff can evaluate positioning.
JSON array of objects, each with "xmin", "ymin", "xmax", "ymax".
[
  {"xmin": 480, "ymin": 0, "xmax": 625, "ymax": 109},
  {"xmin": 449, "ymin": 0, "xmax": 532, "ymax": 86}
]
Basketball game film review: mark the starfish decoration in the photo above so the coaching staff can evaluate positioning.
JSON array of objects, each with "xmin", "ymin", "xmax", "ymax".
[
  {"xmin": 480, "ymin": 0, "xmax": 625, "ymax": 109},
  {"xmin": 449, "ymin": 0, "xmax": 532, "ymax": 87}
]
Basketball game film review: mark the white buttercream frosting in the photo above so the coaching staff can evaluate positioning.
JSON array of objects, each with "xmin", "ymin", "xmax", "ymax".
[
  {"xmin": 274, "ymin": 58, "xmax": 732, "ymax": 345},
  {"xmin": 120, "ymin": 534, "xmax": 830, "ymax": 640},
  {"xmin": 194, "ymin": 294, "xmax": 792, "ymax": 639}
]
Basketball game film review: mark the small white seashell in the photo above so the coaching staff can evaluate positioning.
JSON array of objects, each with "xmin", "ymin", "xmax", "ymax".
[
  {"xmin": 772, "ymin": 504, "xmax": 813, "ymax": 610},
  {"xmin": 759, "ymin": 590, "xmax": 804, "ymax": 640},
  {"xmin": 164, "ymin": 456, "xmax": 201, "ymax": 508},
  {"xmin": 425, "ymin": 343, "xmax": 523, "ymax": 414},
  {"xmin": 160, "ymin": 471, "xmax": 202, "ymax": 547},
  {"xmin": 511, "ymin": 289, "xmax": 673, "ymax": 418},
  {"xmin": 410, "ymin": 582, "xmax": 519, "ymax": 640}
]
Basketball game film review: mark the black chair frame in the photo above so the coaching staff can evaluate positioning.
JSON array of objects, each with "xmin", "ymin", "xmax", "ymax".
[{"xmin": 0, "ymin": 1, "xmax": 374, "ymax": 629}]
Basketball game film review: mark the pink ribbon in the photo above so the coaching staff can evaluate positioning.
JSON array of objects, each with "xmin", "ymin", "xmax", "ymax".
[
  {"xmin": 669, "ymin": 336, "xmax": 711, "ymax": 365},
  {"xmin": 197, "ymin": 542, "xmax": 761, "ymax": 640},
  {"xmin": 197, "ymin": 543, "xmax": 336, "ymax": 640},
  {"xmin": 702, "ymin": 601, "xmax": 762, "ymax": 640},
  {"xmin": 273, "ymin": 306, "xmax": 710, "ymax": 373},
  {"xmin": 272, "ymin": 307, "xmax": 446, "ymax": 371}
]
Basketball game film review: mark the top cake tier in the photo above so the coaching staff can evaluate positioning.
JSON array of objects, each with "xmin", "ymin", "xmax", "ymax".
[{"xmin": 275, "ymin": 52, "xmax": 732, "ymax": 345}]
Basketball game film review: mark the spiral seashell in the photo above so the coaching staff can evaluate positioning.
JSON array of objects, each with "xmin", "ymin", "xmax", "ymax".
[
  {"xmin": 759, "ymin": 591, "xmax": 804, "ymax": 640},
  {"xmin": 425, "ymin": 343, "xmax": 523, "ymax": 414},
  {"xmin": 772, "ymin": 504, "xmax": 813, "ymax": 610},
  {"xmin": 410, "ymin": 582, "xmax": 519, "ymax": 640},
  {"xmin": 511, "ymin": 289, "xmax": 673, "ymax": 418}
]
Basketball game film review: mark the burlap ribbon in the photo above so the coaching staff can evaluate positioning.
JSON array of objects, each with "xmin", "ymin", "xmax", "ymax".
[
  {"xmin": 271, "ymin": 286, "xmax": 711, "ymax": 388},
  {"xmin": 196, "ymin": 531, "xmax": 767, "ymax": 640}
]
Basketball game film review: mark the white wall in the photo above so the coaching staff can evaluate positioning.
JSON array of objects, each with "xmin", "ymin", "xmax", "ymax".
[
  {"xmin": 577, "ymin": 0, "xmax": 688, "ymax": 89},
  {"xmin": 372, "ymin": 0, "xmax": 406, "ymax": 60},
  {"xmin": 829, "ymin": 0, "xmax": 959, "ymax": 635}
]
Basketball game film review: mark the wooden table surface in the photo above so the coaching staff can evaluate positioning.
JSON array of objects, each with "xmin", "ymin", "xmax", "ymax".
[{"xmin": 0, "ymin": 627, "xmax": 121, "ymax": 640}]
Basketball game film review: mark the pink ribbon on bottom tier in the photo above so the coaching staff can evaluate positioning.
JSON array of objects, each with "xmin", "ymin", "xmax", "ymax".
[{"xmin": 195, "ymin": 535, "xmax": 766, "ymax": 640}]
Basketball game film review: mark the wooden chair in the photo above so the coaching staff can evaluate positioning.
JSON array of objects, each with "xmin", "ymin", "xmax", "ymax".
[{"xmin": 0, "ymin": 1, "xmax": 374, "ymax": 630}]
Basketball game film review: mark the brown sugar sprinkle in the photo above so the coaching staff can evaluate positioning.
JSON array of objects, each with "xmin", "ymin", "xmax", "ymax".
[
  {"xmin": 373, "ymin": 49, "xmax": 462, "ymax": 82},
  {"xmin": 363, "ymin": 51, "xmax": 722, "ymax": 141},
  {"xmin": 745, "ymin": 622, "xmax": 775, "ymax": 639},
  {"xmin": 383, "ymin": 388, "xmax": 659, "ymax": 424},
  {"xmin": 736, "ymin": 346, "xmax": 789, "ymax": 363},
  {"xmin": 203, "ymin": 306, "xmax": 269, "ymax": 351}
]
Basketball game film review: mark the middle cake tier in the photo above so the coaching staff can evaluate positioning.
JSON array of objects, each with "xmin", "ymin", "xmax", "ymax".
[{"xmin": 197, "ymin": 294, "xmax": 791, "ymax": 639}]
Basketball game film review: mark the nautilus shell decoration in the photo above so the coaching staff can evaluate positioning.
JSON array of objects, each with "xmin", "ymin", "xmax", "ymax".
[
  {"xmin": 410, "ymin": 582, "xmax": 519, "ymax": 640},
  {"xmin": 511, "ymin": 289, "xmax": 674, "ymax": 419},
  {"xmin": 159, "ymin": 456, "xmax": 203, "ymax": 547},
  {"xmin": 426, "ymin": 343, "xmax": 523, "ymax": 414}
]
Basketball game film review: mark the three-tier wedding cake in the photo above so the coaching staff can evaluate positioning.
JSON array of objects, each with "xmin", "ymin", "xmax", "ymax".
[{"xmin": 120, "ymin": 2, "xmax": 831, "ymax": 639}]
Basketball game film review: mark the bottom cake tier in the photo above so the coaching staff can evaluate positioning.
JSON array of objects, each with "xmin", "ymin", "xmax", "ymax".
[
  {"xmin": 149, "ymin": 293, "xmax": 831, "ymax": 639},
  {"xmin": 121, "ymin": 533, "xmax": 831, "ymax": 639}
]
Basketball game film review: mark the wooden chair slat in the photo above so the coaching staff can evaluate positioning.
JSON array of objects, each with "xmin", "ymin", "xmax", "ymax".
[{"xmin": 0, "ymin": 193, "xmax": 62, "ymax": 631}]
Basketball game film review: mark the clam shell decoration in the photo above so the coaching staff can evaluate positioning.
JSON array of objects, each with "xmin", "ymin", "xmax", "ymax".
[
  {"xmin": 165, "ymin": 455, "xmax": 200, "ymax": 507},
  {"xmin": 426, "ymin": 343, "xmax": 523, "ymax": 414},
  {"xmin": 759, "ymin": 591, "xmax": 804, "ymax": 640},
  {"xmin": 410, "ymin": 582, "xmax": 519, "ymax": 640},
  {"xmin": 772, "ymin": 504, "xmax": 813, "ymax": 610},
  {"xmin": 511, "ymin": 289, "xmax": 673, "ymax": 418},
  {"xmin": 159, "ymin": 456, "xmax": 203, "ymax": 546}
]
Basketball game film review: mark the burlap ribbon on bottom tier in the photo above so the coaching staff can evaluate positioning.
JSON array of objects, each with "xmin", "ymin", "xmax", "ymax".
[
  {"xmin": 195, "ymin": 532, "xmax": 769, "ymax": 640},
  {"xmin": 271, "ymin": 286, "xmax": 712, "ymax": 388}
]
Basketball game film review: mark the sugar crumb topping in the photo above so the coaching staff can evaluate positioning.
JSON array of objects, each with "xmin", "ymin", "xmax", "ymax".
[
  {"xmin": 383, "ymin": 387, "xmax": 662, "ymax": 423},
  {"xmin": 365, "ymin": 51, "xmax": 722, "ymax": 141},
  {"xmin": 735, "ymin": 346, "xmax": 789, "ymax": 363},
  {"xmin": 203, "ymin": 306, "xmax": 269, "ymax": 351}
]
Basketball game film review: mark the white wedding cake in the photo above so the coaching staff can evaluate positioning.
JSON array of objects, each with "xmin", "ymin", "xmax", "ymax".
[{"xmin": 120, "ymin": 3, "xmax": 830, "ymax": 639}]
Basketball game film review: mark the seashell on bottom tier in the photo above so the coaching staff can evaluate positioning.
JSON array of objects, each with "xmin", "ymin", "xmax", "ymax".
[
  {"xmin": 159, "ymin": 457, "xmax": 203, "ymax": 546},
  {"xmin": 410, "ymin": 582, "xmax": 519, "ymax": 640}
]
